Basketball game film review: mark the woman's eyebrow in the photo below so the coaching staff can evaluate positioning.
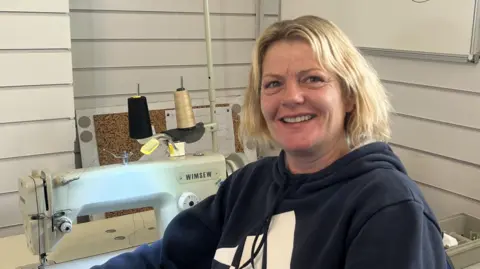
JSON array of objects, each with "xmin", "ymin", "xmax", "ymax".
[
  {"xmin": 297, "ymin": 68, "xmax": 323, "ymax": 76},
  {"xmin": 262, "ymin": 73, "xmax": 283, "ymax": 79},
  {"xmin": 263, "ymin": 68, "xmax": 322, "ymax": 77},
  {"xmin": 262, "ymin": 68, "xmax": 325, "ymax": 80}
]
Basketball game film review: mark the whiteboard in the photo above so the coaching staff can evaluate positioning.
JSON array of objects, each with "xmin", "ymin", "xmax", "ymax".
[{"xmin": 281, "ymin": 0, "xmax": 480, "ymax": 61}]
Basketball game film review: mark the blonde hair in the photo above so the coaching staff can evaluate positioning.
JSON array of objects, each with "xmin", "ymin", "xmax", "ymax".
[{"xmin": 240, "ymin": 15, "xmax": 393, "ymax": 149}]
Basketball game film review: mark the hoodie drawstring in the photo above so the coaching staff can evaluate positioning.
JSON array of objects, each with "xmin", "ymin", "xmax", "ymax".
[{"xmin": 236, "ymin": 181, "xmax": 295, "ymax": 269}]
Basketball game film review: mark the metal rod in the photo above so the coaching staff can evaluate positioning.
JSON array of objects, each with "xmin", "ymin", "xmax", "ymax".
[
  {"xmin": 469, "ymin": 0, "xmax": 479, "ymax": 55},
  {"xmin": 203, "ymin": 0, "xmax": 218, "ymax": 152},
  {"xmin": 255, "ymin": 0, "xmax": 265, "ymax": 37},
  {"xmin": 137, "ymin": 83, "xmax": 140, "ymax": 96}
]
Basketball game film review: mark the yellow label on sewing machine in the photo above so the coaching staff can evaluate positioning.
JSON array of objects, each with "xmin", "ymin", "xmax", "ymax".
[
  {"xmin": 140, "ymin": 139, "xmax": 160, "ymax": 155},
  {"xmin": 168, "ymin": 144, "xmax": 175, "ymax": 154},
  {"xmin": 169, "ymin": 142, "xmax": 185, "ymax": 157}
]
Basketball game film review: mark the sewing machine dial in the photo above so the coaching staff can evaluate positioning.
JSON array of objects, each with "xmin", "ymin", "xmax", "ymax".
[{"xmin": 178, "ymin": 192, "xmax": 200, "ymax": 210}]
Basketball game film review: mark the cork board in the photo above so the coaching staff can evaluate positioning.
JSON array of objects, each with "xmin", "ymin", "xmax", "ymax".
[{"xmin": 90, "ymin": 104, "xmax": 243, "ymax": 218}]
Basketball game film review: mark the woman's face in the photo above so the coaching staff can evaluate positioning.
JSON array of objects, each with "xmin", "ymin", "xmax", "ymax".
[{"xmin": 260, "ymin": 40, "xmax": 353, "ymax": 154}]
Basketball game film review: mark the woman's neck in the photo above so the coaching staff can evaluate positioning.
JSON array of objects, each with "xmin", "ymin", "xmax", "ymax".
[{"xmin": 285, "ymin": 138, "xmax": 350, "ymax": 174}]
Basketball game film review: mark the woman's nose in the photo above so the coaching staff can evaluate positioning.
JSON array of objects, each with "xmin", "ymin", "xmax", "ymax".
[{"xmin": 281, "ymin": 80, "xmax": 304, "ymax": 106}]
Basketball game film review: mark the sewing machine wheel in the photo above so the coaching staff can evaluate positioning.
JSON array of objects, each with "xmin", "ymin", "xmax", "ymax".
[
  {"xmin": 225, "ymin": 152, "xmax": 250, "ymax": 177},
  {"xmin": 178, "ymin": 192, "xmax": 200, "ymax": 210}
]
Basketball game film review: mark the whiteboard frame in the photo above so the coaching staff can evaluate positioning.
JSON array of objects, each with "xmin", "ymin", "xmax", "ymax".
[
  {"xmin": 359, "ymin": 47, "xmax": 480, "ymax": 64},
  {"xmin": 279, "ymin": 0, "xmax": 480, "ymax": 64}
]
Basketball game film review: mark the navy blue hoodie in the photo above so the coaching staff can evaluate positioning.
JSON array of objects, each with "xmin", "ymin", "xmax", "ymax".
[{"xmin": 92, "ymin": 142, "xmax": 447, "ymax": 269}]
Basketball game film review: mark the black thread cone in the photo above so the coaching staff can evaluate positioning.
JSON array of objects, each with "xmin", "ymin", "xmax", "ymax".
[{"xmin": 128, "ymin": 96, "xmax": 153, "ymax": 139}]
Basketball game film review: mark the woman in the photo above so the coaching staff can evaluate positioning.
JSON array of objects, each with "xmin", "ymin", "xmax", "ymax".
[{"xmin": 93, "ymin": 15, "xmax": 447, "ymax": 269}]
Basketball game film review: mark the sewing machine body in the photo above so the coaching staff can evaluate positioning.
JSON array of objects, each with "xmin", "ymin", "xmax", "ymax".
[{"xmin": 18, "ymin": 152, "xmax": 228, "ymax": 262}]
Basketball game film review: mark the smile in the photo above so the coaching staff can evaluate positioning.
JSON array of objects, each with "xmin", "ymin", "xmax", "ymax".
[{"xmin": 280, "ymin": 114, "xmax": 316, "ymax": 123}]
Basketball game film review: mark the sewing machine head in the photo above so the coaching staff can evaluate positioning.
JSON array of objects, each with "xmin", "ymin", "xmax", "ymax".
[{"xmin": 18, "ymin": 151, "xmax": 247, "ymax": 266}]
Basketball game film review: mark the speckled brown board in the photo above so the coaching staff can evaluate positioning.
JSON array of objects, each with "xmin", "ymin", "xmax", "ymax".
[{"xmin": 92, "ymin": 104, "xmax": 242, "ymax": 218}]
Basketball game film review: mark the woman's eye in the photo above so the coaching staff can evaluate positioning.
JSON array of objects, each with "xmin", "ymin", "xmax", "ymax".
[
  {"xmin": 264, "ymin": 81, "xmax": 282, "ymax": 88},
  {"xmin": 304, "ymin": 76, "xmax": 324, "ymax": 83}
]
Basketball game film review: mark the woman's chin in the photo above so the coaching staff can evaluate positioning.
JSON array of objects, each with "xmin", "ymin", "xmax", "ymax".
[{"xmin": 279, "ymin": 141, "xmax": 316, "ymax": 153}]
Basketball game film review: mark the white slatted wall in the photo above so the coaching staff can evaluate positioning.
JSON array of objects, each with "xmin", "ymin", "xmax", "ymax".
[
  {"xmin": 269, "ymin": 0, "xmax": 480, "ymax": 220},
  {"xmin": 373, "ymin": 56, "xmax": 480, "ymax": 220},
  {"xmin": 70, "ymin": 0, "xmax": 279, "ymax": 109},
  {"xmin": 0, "ymin": 0, "xmax": 76, "ymax": 237}
]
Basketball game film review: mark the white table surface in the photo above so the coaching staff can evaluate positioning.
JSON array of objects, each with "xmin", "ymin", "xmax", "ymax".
[{"xmin": 0, "ymin": 211, "xmax": 158, "ymax": 269}]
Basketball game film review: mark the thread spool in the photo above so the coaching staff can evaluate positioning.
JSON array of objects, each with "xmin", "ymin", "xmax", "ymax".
[
  {"xmin": 174, "ymin": 77, "xmax": 196, "ymax": 129},
  {"xmin": 128, "ymin": 87, "xmax": 153, "ymax": 139}
]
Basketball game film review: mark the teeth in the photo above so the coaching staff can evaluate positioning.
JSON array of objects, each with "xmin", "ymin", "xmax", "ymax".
[{"xmin": 282, "ymin": 115, "xmax": 313, "ymax": 123}]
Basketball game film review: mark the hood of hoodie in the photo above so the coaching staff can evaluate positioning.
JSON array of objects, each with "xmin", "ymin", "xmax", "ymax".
[{"xmin": 272, "ymin": 142, "xmax": 408, "ymax": 197}]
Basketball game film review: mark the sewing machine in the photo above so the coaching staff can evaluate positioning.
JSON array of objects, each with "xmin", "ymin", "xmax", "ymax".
[{"xmin": 17, "ymin": 150, "xmax": 248, "ymax": 268}]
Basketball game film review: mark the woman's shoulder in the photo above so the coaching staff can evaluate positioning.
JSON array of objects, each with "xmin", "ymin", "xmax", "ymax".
[
  {"xmin": 344, "ymin": 168, "xmax": 443, "ymax": 244},
  {"xmin": 362, "ymin": 167, "xmax": 425, "ymax": 205},
  {"xmin": 349, "ymin": 167, "xmax": 439, "ymax": 225}
]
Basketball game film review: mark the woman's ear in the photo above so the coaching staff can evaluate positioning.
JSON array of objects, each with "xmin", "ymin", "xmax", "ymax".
[
  {"xmin": 343, "ymin": 111, "xmax": 352, "ymax": 131},
  {"xmin": 344, "ymin": 95, "xmax": 355, "ymax": 113},
  {"xmin": 340, "ymin": 81, "xmax": 355, "ymax": 113}
]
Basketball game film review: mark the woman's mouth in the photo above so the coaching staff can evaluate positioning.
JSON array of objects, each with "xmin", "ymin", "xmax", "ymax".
[{"xmin": 280, "ymin": 114, "xmax": 316, "ymax": 123}]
